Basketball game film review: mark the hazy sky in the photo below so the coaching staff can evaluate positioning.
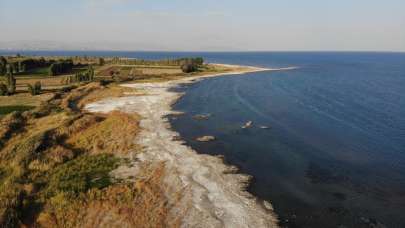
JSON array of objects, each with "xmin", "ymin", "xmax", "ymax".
[{"xmin": 0, "ymin": 0, "xmax": 404, "ymax": 51}]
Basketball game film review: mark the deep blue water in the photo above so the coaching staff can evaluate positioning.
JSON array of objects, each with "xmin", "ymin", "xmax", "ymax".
[
  {"xmin": 168, "ymin": 52, "xmax": 405, "ymax": 228},
  {"xmin": 2, "ymin": 50, "xmax": 405, "ymax": 227}
]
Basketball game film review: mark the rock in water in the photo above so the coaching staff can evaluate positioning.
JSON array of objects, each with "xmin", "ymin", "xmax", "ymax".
[
  {"xmin": 242, "ymin": 121, "xmax": 253, "ymax": 129},
  {"xmin": 196, "ymin": 135, "xmax": 216, "ymax": 142},
  {"xmin": 193, "ymin": 114, "xmax": 211, "ymax": 120}
]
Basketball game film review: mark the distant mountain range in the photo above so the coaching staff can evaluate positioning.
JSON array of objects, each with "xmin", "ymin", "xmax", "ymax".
[
  {"xmin": 0, "ymin": 40, "xmax": 161, "ymax": 51},
  {"xmin": 0, "ymin": 40, "xmax": 242, "ymax": 52}
]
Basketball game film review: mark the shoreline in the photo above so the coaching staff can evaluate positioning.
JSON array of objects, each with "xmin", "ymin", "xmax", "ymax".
[{"xmin": 85, "ymin": 64, "xmax": 293, "ymax": 227}]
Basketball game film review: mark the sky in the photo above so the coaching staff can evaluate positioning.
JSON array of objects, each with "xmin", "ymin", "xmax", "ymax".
[{"xmin": 0, "ymin": 0, "xmax": 404, "ymax": 51}]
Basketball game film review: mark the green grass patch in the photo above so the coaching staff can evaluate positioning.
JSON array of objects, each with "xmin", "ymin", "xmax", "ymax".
[
  {"xmin": 15, "ymin": 67, "xmax": 50, "ymax": 76},
  {"xmin": 0, "ymin": 105, "xmax": 35, "ymax": 116},
  {"xmin": 47, "ymin": 154, "xmax": 120, "ymax": 195},
  {"xmin": 71, "ymin": 67, "xmax": 89, "ymax": 74}
]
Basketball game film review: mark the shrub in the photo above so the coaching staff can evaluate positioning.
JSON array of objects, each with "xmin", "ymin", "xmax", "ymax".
[
  {"xmin": 48, "ymin": 60, "xmax": 74, "ymax": 76},
  {"xmin": 99, "ymin": 79, "xmax": 112, "ymax": 86},
  {"xmin": 60, "ymin": 85, "xmax": 77, "ymax": 93},
  {"xmin": 27, "ymin": 81, "xmax": 41, "ymax": 96},
  {"xmin": 98, "ymin": 58, "xmax": 105, "ymax": 66},
  {"xmin": 6, "ymin": 73, "xmax": 16, "ymax": 95},
  {"xmin": 46, "ymin": 154, "xmax": 120, "ymax": 195},
  {"xmin": 195, "ymin": 57, "xmax": 204, "ymax": 65},
  {"xmin": 181, "ymin": 63, "xmax": 197, "ymax": 73},
  {"xmin": 0, "ymin": 83, "xmax": 8, "ymax": 96}
]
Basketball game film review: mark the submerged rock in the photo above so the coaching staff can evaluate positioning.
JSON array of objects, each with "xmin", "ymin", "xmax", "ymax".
[
  {"xmin": 242, "ymin": 121, "xmax": 253, "ymax": 129},
  {"xmin": 172, "ymin": 135, "xmax": 182, "ymax": 141},
  {"xmin": 196, "ymin": 135, "xmax": 216, "ymax": 142},
  {"xmin": 193, "ymin": 114, "xmax": 211, "ymax": 120}
]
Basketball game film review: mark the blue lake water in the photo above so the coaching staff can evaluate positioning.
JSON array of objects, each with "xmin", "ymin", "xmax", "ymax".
[{"xmin": 2, "ymin": 51, "xmax": 405, "ymax": 227}]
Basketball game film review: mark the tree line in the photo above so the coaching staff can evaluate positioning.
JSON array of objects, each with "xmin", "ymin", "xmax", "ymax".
[
  {"xmin": 109, "ymin": 57, "xmax": 204, "ymax": 66},
  {"xmin": 48, "ymin": 60, "xmax": 74, "ymax": 76},
  {"xmin": 0, "ymin": 56, "xmax": 53, "ymax": 75}
]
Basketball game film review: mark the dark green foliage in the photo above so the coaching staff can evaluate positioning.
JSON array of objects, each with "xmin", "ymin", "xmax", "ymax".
[
  {"xmin": 99, "ymin": 79, "xmax": 112, "ymax": 86},
  {"xmin": 88, "ymin": 65, "xmax": 95, "ymax": 81},
  {"xmin": 0, "ymin": 83, "xmax": 8, "ymax": 96},
  {"xmin": 48, "ymin": 60, "xmax": 74, "ymax": 76},
  {"xmin": 0, "ymin": 106, "xmax": 35, "ymax": 116},
  {"xmin": 0, "ymin": 56, "xmax": 7, "ymax": 66},
  {"xmin": 98, "ymin": 58, "xmax": 105, "ymax": 66},
  {"xmin": 0, "ymin": 56, "xmax": 7, "ymax": 75},
  {"xmin": 111, "ymin": 57, "xmax": 204, "ymax": 66},
  {"xmin": 195, "ymin": 57, "xmax": 204, "ymax": 65},
  {"xmin": 6, "ymin": 72, "xmax": 16, "ymax": 95},
  {"xmin": 47, "ymin": 154, "xmax": 120, "ymax": 195},
  {"xmin": 5, "ymin": 64, "xmax": 11, "ymax": 75},
  {"xmin": 48, "ymin": 64, "xmax": 57, "ymax": 76},
  {"xmin": 181, "ymin": 63, "xmax": 197, "ymax": 73},
  {"xmin": 27, "ymin": 81, "xmax": 41, "ymax": 96},
  {"xmin": 18, "ymin": 58, "xmax": 50, "ymax": 72},
  {"xmin": 64, "ymin": 66, "xmax": 95, "ymax": 84},
  {"xmin": 61, "ymin": 85, "xmax": 77, "ymax": 92}
]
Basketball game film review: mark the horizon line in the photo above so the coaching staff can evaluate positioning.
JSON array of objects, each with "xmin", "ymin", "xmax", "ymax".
[{"xmin": 0, "ymin": 49, "xmax": 404, "ymax": 54}]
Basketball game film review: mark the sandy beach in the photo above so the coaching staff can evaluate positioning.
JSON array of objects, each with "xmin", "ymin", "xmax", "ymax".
[{"xmin": 85, "ymin": 64, "xmax": 293, "ymax": 227}]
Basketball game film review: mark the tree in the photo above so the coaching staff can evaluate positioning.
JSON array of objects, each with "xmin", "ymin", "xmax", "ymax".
[
  {"xmin": 181, "ymin": 63, "xmax": 197, "ymax": 73},
  {"xmin": 98, "ymin": 58, "xmax": 105, "ymax": 66},
  {"xmin": 27, "ymin": 81, "xmax": 41, "ymax": 95},
  {"xmin": 48, "ymin": 60, "xmax": 74, "ymax": 76},
  {"xmin": 0, "ymin": 56, "xmax": 7, "ymax": 75},
  {"xmin": 49, "ymin": 63, "xmax": 57, "ymax": 76},
  {"xmin": 0, "ymin": 56, "xmax": 6, "ymax": 66},
  {"xmin": 6, "ymin": 71, "xmax": 16, "ymax": 94},
  {"xmin": 0, "ymin": 83, "xmax": 8, "ymax": 96},
  {"xmin": 88, "ymin": 65, "xmax": 95, "ymax": 81},
  {"xmin": 195, "ymin": 57, "xmax": 204, "ymax": 65}
]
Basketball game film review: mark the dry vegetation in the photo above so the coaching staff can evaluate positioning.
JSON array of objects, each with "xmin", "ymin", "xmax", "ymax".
[
  {"xmin": 0, "ymin": 58, "xmax": 237, "ymax": 228},
  {"xmin": 37, "ymin": 162, "xmax": 183, "ymax": 228},
  {"xmin": 0, "ymin": 81, "xmax": 182, "ymax": 228}
]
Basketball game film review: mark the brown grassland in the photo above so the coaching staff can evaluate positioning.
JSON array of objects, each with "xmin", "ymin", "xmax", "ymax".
[
  {"xmin": 0, "ymin": 60, "xmax": 233, "ymax": 228},
  {"xmin": 0, "ymin": 82, "xmax": 182, "ymax": 228}
]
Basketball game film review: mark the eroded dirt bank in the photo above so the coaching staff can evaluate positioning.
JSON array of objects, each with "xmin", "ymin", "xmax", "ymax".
[{"xmin": 85, "ymin": 65, "xmax": 290, "ymax": 228}]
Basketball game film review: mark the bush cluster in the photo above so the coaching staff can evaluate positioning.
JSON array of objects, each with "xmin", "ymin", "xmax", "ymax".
[{"xmin": 27, "ymin": 81, "xmax": 42, "ymax": 96}]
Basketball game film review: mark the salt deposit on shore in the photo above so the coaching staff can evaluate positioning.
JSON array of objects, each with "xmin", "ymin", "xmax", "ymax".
[{"xmin": 85, "ymin": 64, "xmax": 294, "ymax": 227}]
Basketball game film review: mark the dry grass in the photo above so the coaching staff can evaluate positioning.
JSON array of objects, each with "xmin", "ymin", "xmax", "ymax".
[
  {"xmin": 0, "ymin": 80, "xmax": 187, "ymax": 228},
  {"xmin": 98, "ymin": 65, "xmax": 182, "ymax": 77},
  {"xmin": 61, "ymin": 82, "xmax": 138, "ymax": 112},
  {"xmin": 61, "ymin": 83, "xmax": 103, "ymax": 112},
  {"xmin": 15, "ymin": 76, "xmax": 66, "ymax": 90},
  {"xmin": 36, "ymin": 162, "xmax": 182, "ymax": 228},
  {"xmin": 0, "ymin": 93, "xmax": 54, "ymax": 107},
  {"xmin": 67, "ymin": 111, "xmax": 141, "ymax": 155},
  {"xmin": 77, "ymin": 84, "xmax": 136, "ymax": 108}
]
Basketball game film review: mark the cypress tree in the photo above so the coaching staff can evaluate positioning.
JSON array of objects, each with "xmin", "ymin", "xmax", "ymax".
[{"xmin": 6, "ymin": 72, "xmax": 16, "ymax": 94}]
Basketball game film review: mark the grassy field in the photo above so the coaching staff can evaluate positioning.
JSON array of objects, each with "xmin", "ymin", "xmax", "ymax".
[
  {"xmin": 0, "ymin": 82, "xmax": 179, "ymax": 227},
  {"xmin": 97, "ymin": 65, "xmax": 183, "ymax": 77},
  {"xmin": 0, "ymin": 59, "xmax": 236, "ymax": 227},
  {"xmin": 0, "ymin": 105, "xmax": 35, "ymax": 116},
  {"xmin": 0, "ymin": 92, "xmax": 54, "ymax": 106},
  {"xmin": 15, "ymin": 67, "xmax": 50, "ymax": 76},
  {"xmin": 1, "ymin": 64, "xmax": 188, "ymax": 92}
]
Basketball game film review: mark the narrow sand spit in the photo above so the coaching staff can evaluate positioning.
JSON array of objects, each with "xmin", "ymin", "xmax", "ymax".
[{"xmin": 85, "ymin": 65, "xmax": 294, "ymax": 228}]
